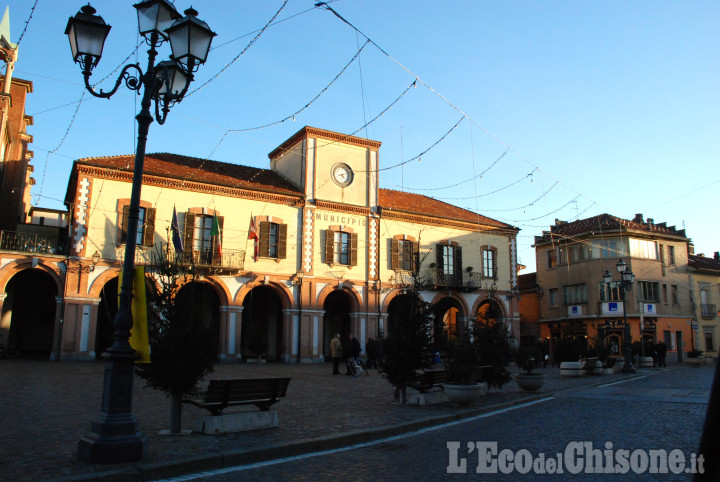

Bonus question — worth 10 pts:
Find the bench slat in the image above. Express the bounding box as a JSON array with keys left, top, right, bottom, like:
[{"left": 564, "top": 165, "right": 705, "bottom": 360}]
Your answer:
[{"left": 184, "top": 377, "right": 291, "bottom": 415}]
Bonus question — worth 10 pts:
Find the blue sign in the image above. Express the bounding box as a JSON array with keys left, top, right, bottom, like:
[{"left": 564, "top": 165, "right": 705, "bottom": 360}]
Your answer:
[{"left": 608, "top": 302, "right": 619, "bottom": 313}]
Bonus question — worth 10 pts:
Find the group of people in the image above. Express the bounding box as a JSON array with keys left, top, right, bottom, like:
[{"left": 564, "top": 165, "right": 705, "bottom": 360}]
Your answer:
[{"left": 330, "top": 333, "right": 383, "bottom": 375}]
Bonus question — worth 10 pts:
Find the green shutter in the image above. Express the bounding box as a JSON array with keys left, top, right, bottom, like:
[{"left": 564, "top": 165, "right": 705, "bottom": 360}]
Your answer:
[{"left": 454, "top": 245, "right": 463, "bottom": 284}]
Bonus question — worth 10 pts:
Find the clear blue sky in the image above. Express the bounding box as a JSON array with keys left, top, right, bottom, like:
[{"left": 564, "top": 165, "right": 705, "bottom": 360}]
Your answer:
[{"left": 5, "top": 0, "right": 718, "bottom": 272}]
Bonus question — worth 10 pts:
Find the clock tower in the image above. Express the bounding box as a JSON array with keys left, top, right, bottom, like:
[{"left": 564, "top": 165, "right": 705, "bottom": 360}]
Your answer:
[{"left": 269, "top": 127, "right": 381, "bottom": 210}]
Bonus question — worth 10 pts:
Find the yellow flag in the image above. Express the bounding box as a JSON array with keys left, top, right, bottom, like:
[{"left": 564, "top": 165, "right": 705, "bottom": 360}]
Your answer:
[{"left": 120, "top": 266, "right": 151, "bottom": 363}]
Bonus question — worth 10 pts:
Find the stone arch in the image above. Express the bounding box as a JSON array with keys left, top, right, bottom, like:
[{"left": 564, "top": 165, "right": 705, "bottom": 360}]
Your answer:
[
  {"left": 235, "top": 280, "right": 292, "bottom": 311},
  {"left": 431, "top": 294, "right": 470, "bottom": 343},
  {"left": 0, "top": 257, "right": 63, "bottom": 295},
  {"left": 316, "top": 282, "right": 361, "bottom": 313}
]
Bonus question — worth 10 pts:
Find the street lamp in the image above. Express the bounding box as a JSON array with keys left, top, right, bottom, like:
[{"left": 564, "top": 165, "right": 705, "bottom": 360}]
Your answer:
[
  {"left": 66, "top": 1, "right": 215, "bottom": 464},
  {"left": 603, "top": 259, "right": 636, "bottom": 373}
]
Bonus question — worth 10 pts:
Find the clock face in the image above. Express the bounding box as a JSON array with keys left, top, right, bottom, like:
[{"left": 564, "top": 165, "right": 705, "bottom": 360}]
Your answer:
[{"left": 332, "top": 163, "right": 353, "bottom": 187}]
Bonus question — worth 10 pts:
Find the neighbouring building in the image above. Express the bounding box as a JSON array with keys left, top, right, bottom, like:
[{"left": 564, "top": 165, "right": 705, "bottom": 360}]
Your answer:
[
  {"left": 0, "top": 126, "right": 521, "bottom": 361},
  {"left": 688, "top": 252, "right": 720, "bottom": 359},
  {"left": 532, "top": 213, "right": 695, "bottom": 364},
  {"left": 0, "top": 6, "right": 34, "bottom": 232}
]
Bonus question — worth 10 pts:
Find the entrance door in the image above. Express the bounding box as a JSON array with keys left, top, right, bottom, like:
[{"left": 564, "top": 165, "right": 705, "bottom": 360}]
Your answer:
[{"left": 676, "top": 331, "right": 683, "bottom": 362}]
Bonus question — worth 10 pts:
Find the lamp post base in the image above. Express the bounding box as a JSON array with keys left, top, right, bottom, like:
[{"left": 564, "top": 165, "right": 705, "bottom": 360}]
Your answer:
[
  {"left": 77, "top": 350, "right": 147, "bottom": 463},
  {"left": 621, "top": 346, "right": 636, "bottom": 374}
]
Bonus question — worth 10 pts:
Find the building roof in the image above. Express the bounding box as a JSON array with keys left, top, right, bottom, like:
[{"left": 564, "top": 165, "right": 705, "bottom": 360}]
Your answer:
[
  {"left": 71, "top": 153, "right": 303, "bottom": 197},
  {"left": 378, "top": 188, "right": 515, "bottom": 229},
  {"left": 69, "top": 152, "right": 514, "bottom": 230},
  {"left": 688, "top": 253, "right": 720, "bottom": 274},
  {"left": 534, "top": 213, "right": 688, "bottom": 246}
]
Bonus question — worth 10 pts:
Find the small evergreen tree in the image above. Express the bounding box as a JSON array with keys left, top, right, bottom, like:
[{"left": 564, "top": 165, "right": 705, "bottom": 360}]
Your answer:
[
  {"left": 380, "top": 256, "right": 433, "bottom": 404},
  {"left": 469, "top": 283, "right": 512, "bottom": 388},
  {"left": 135, "top": 244, "right": 218, "bottom": 433}
]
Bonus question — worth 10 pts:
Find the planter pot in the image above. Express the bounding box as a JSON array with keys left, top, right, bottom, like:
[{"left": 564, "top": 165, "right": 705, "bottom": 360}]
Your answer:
[
  {"left": 442, "top": 383, "right": 485, "bottom": 405},
  {"left": 560, "top": 361, "right": 582, "bottom": 377},
  {"left": 612, "top": 357, "right": 625, "bottom": 373},
  {"left": 515, "top": 373, "right": 546, "bottom": 391},
  {"left": 602, "top": 367, "right": 614, "bottom": 375},
  {"left": 589, "top": 360, "right": 603, "bottom": 375},
  {"left": 638, "top": 356, "right": 654, "bottom": 368},
  {"left": 687, "top": 358, "right": 702, "bottom": 367}
]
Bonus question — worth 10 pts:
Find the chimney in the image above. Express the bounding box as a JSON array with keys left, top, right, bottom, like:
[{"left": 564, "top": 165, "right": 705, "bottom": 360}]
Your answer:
[
  {"left": 647, "top": 218, "right": 654, "bottom": 228},
  {"left": 688, "top": 242, "right": 695, "bottom": 255},
  {"left": 632, "top": 213, "right": 644, "bottom": 223},
  {"left": 715, "top": 252, "right": 719, "bottom": 262}
]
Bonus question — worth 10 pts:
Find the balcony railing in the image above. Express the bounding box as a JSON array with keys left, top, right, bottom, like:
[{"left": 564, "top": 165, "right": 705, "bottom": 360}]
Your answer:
[
  {"left": 702, "top": 304, "right": 717, "bottom": 319},
  {"left": 0, "top": 230, "right": 67, "bottom": 255},
  {"left": 131, "top": 244, "right": 245, "bottom": 272},
  {"left": 424, "top": 269, "right": 485, "bottom": 290}
]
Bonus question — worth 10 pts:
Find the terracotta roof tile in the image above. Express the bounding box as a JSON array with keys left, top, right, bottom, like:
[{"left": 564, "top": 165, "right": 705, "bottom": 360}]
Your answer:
[
  {"left": 74, "top": 153, "right": 303, "bottom": 196},
  {"left": 534, "top": 213, "right": 688, "bottom": 245},
  {"left": 378, "top": 188, "right": 514, "bottom": 229},
  {"left": 689, "top": 254, "right": 720, "bottom": 272}
]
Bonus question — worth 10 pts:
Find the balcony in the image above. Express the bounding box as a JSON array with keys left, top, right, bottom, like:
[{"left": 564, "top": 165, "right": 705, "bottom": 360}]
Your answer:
[
  {"left": 130, "top": 244, "right": 245, "bottom": 272},
  {"left": 702, "top": 304, "right": 717, "bottom": 319},
  {"left": 0, "top": 230, "right": 68, "bottom": 255},
  {"left": 424, "top": 269, "right": 485, "bottom": 291}
]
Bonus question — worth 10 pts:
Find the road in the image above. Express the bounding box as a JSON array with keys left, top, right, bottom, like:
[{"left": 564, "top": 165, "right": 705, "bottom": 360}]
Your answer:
[{"left": 165, "top": 366, "right": 711, "bottom": 481}]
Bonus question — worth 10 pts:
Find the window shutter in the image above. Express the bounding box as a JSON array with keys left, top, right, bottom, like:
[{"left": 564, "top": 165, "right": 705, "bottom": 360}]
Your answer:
[
  {"left": 259, "top": 221, "right": 270, "bottom": 258},
  {"left": 142, "top": 208, "right": 156, "bottom": 246},
  {"left": 454, "top": 245, "right": 463, "bottom": 283},
  {"left": 350, "top": 232, "right": 358, "bottom": 266},
  {"left": 121, "top": 205, "right": 130, "bottom": 243},
  {"left": 412, "top": 242, "right": 419, "bottom": 272},
  {"left": 492, "top": 249, "right": 498, "bottom": 279},
  {"left": 325, "top": 230, "right": 335, "bottom": 265},
  {"left": 278, "top": 224, "right": 287, "bottom": 259},
  {"left": 436, "top": 244, "right": 443, "bottom": 271},
  {"left": 184, "top": 212, "right": 195, "bottom": 254},
  {"left": 390, "top": 239, "right": 399, "bottom": 270}
]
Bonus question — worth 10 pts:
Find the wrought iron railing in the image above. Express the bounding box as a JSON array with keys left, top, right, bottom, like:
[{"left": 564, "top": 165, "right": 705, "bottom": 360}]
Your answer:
[
  {"left": 0, "top": 230, "right": 66, "bottom": 255},
  {"left": 424, "top": 268, "right": 484, "bottom": 290},
  {"left": 702, "top": 304, "right": 717, "bottom": 319},
  {"left": 131, "top": 244, "right": 245, "bottom": 271}
]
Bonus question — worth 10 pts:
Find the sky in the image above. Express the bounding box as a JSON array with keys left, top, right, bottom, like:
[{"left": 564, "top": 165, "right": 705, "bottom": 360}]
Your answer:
[{"left": 3, "top": 0, "right": 718, "bottom": 272}]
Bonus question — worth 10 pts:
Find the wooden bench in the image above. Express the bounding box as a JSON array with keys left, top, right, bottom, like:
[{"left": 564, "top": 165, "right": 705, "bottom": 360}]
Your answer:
[
  {"left": 183, "top": 377, "right": 291, "bottom": 416},
  {"left": 409, "top": 366, "right": 490, "bottom": 393}
]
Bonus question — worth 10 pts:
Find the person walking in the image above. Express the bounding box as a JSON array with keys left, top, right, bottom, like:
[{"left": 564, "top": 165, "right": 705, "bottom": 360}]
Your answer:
[
  {"left": 366, "top": 337, "right": 377, "bottom": 369},
  {"left": 330, "top": 333, "right": 343, "bottom": 375},
  {"left": 656, "top": 340, "right": 667, "bottom": 367}
]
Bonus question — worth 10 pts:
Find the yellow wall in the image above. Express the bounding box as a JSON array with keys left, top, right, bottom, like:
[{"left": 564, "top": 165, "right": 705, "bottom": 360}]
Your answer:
[
  {"left": 313, "top": 139, "right": 370, "bottom": 207},
  {"left": 86, "top": 178, "right": 300, "bottom": 275}
]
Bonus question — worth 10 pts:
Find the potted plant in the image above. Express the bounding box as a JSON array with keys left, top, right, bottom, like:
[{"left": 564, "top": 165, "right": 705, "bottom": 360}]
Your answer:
[
  {"left": 442, "top": 339, "right": 486, "bottom": 405},
  {"left": 514, "top": 346, "right": 545, "bottom": 391},
  {"left": 556, "top": 337, "right": 583, "bottom": 377},
  {"left": 687, "top": 349, "right": 703, "bottom": 367}
]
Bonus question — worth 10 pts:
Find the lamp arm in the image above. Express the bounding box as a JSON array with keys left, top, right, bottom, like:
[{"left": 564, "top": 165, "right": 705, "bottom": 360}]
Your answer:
[
  {"left": 153, "top": 69, "right": 194, "bottom": 125},
  {"left": 82, "top": 62, "right": 143, "bottom": 99}
]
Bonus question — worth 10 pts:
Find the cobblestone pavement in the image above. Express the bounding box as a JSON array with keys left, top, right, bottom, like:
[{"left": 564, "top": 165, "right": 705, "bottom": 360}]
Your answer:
[
  {"left": 0, "top": 358, "right": 706, "bottom": 481},
  {"left": 207, "top": 366, "right": 713, "bottom": 481}
]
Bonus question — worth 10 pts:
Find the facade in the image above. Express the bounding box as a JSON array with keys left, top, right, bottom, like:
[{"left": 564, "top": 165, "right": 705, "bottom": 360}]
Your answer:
[
  {"left": 533, "top": 213, "right": 694, "bottom": 363},
  {"left": 0, "top": 7, "right": 33, "bottom": 232},
  {"left": 0, "top": 127, "right": 520, "bottom": 362},
  {"left": 688, "top": 252, "right": 720, "bottom": 358}
]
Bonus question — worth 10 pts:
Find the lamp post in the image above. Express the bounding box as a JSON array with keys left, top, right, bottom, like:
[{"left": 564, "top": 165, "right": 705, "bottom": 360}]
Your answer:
[
  {"left": 66, "top": 0, "right": 215, "bottom": 463},
  {"left": 603, "top": 259, "right": 636, "bottom": 374}
]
